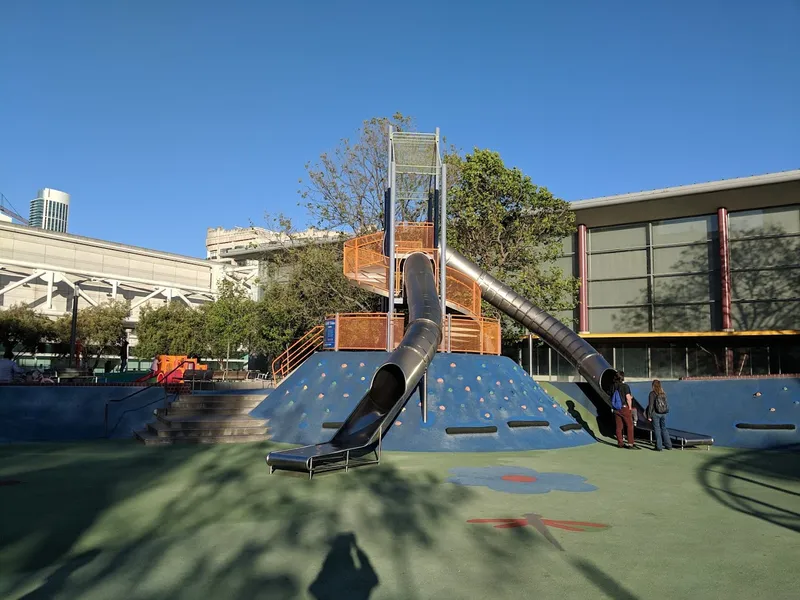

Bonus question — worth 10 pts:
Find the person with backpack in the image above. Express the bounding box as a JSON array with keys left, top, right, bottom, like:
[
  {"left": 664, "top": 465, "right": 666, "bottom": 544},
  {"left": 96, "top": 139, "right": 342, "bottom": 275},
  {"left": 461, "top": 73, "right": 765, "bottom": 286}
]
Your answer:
[
  {"left": 646, "top": 379, "right": 673, "bottom": 451},
  {"left": 611, "top": 371, "right": 636, "bottom": 449}
]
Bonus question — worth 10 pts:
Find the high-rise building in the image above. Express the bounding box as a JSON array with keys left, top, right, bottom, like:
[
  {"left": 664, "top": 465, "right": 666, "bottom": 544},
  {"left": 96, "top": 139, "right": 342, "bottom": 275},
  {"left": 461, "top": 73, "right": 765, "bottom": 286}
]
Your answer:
[{"left": 29, "top": 188, "right": 70, "bottom": 232}]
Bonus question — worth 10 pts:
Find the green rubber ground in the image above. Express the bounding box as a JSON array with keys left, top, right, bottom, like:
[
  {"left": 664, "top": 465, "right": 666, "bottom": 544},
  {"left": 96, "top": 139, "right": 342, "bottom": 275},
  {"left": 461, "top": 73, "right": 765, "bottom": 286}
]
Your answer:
[{"left": 1, "top": 440, "right": 798, "bottom": 599}]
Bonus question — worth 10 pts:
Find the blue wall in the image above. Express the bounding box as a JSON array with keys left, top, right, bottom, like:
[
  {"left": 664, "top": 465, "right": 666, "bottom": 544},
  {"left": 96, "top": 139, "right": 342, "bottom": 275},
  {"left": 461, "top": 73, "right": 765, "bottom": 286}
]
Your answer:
[
  {"left": 250, "top": 351, "right": 594, "bottom": 451},
  {"left": 550, "top": 378, "right": 800, "bottom": 449},
  {"left": 0, "top": 386, "right": 166, "bottom": 443}
]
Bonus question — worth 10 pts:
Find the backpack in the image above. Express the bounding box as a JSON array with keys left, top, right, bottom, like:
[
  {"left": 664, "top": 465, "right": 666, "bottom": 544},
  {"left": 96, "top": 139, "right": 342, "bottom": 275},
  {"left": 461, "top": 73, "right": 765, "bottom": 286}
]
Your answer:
[
  {"left": 654, "top": 393, "right": 669, "bottom": 414},
  {"left": 611, "top": 388, "right": 623, "bottom": 410}
]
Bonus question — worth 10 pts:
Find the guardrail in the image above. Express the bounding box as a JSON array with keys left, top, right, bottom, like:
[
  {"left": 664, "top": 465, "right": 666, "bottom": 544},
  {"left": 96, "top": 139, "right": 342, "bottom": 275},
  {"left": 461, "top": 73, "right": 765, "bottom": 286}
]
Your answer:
[{"left": 271, "top": 325, "right": 324, "bottom": 382}]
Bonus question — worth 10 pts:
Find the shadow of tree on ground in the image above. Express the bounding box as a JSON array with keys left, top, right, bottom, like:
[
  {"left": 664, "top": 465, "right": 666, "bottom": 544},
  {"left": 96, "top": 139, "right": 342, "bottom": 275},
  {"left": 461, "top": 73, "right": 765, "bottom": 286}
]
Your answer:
[{"left": 697, "top": 444, "right": 800, "bottom": 533}]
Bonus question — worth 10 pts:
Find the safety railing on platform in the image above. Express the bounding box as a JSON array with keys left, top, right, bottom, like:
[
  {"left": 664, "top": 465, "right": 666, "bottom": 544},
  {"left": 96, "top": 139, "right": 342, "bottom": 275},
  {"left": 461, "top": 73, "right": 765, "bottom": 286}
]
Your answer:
[
  {"left": 332, "top": 313, "right": 405, "bottom": 351},
  {"left": 271, "top": 325, "right": 324, "bottom": 382},
  {"left": 343, "top": 226, "right": 482, "bottom": 318},
  {"left": 440, "top": 315, "right": 502, "bottom": 355}
]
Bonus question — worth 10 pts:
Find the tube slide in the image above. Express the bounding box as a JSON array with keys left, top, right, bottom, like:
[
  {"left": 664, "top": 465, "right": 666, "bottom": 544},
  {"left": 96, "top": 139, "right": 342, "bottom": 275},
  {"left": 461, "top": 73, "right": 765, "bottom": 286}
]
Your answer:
[
  {"left": 266, "top": 252, "right": 442, "bottom": 476},
  {"left": 445, "top": 247, "right": 615, "bottom": 400}
]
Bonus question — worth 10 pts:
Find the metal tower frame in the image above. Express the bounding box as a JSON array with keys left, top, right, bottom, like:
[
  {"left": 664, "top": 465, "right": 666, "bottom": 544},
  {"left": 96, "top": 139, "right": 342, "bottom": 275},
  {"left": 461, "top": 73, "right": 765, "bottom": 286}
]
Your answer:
[{"left": 384, "top": 127, "right": 446, "bottom": 349}]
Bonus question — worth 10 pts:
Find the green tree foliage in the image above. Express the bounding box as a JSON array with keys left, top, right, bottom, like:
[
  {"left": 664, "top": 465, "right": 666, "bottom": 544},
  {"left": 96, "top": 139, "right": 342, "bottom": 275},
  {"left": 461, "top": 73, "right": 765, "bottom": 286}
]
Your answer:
[
  {"left": 54, "top": 301, "right": 129, "bottom": 369},
  {"left": 203, "top": 280, "right": 259, "bottom": 366},
  {"left": 299, "top": 113, "right": 418, "bottom": 234},
  {"left": 259, "top": 220, "right": 382, "bottom": 357},
  {"left": 134, "top": 301, "right": 208, "bottom": 359},
  {"left": 0, "top": 304, "right": 55, "bottom": 357},
  {"left": 446, "top": 149, "right": 579, "bottom": 334}
]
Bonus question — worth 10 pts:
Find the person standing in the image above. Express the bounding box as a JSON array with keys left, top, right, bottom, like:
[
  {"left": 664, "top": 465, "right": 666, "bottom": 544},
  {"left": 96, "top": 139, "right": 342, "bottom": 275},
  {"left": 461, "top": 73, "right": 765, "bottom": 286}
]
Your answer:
[
  {"left": 0, "top": 348, "right": 25, "bottom": 383},
  {"left": 612, "top": 371, "right": 636, "bottom": 449},
  {"left": 647, "top": 379, "right": 673, "bottom": 451}
]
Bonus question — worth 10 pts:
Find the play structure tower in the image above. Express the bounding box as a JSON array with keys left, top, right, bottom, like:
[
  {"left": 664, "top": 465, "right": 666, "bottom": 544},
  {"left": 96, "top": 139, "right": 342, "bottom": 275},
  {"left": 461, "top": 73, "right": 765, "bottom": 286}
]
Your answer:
[{"left": 267, "top": 128, "right": 616, "bottom": 477}]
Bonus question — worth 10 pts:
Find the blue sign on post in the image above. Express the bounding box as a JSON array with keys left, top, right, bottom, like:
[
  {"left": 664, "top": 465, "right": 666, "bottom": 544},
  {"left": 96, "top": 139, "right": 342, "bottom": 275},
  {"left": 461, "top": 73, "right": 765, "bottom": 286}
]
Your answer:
[{"left": 323, "top": 318, "right": 336, "bottom": 349}]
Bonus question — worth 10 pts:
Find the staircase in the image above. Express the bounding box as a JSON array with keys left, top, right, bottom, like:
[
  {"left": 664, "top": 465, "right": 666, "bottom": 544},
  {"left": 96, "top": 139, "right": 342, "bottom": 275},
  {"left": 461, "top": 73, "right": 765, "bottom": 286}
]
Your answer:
[{"left": 134, "top": 393, "right": 269, "bottom": 445}]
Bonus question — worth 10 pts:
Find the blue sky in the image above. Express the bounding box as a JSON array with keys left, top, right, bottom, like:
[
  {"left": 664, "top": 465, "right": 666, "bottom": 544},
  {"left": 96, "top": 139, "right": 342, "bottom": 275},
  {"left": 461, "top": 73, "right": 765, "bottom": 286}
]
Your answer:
[{"left": 1, "top": 0, "right": 798, "bottom": 257}]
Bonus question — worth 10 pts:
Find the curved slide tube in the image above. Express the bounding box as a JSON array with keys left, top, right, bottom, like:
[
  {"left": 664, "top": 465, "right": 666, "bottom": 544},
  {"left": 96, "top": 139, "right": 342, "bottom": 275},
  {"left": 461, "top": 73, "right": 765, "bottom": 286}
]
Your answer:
[
  {"left": 445, "top": 247, "right": 615, "bottom": 400},
  {"left": 266, "top": 252, "right": 442, "bottom": 476}
]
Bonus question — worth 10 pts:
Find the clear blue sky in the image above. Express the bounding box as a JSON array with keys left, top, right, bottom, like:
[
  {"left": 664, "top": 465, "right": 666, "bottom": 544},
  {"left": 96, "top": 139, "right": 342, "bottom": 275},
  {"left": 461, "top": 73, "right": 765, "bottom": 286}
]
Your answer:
[{"left": 1, "top": 0, "right": 798, "bottom": 257}]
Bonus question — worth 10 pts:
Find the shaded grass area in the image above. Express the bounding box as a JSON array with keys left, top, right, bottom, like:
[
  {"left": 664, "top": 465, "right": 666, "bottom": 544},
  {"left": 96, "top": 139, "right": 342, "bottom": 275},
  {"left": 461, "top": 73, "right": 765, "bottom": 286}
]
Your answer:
[{"left": 0, "top": 441, "right": 798, "bottom": 599}]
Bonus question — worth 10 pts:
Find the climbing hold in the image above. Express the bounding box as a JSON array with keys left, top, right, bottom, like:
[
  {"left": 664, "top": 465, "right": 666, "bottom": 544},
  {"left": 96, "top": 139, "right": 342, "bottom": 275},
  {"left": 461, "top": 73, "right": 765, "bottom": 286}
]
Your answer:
[
  {"left": 341, "top": 363, "right": 348, "bottom": 368},
  {"left": 489, "top": 391, "right": 494, "bottom": 396},
  {"left": 504, "top": 396, "right": 509, "bottom": 401},
  {"left": 361, "top": 376, "right": 366, "bottom": 381},
  {"left": 465, "top": 386, "right": 471, "bottom": 392},
  {"left": 447, "top": 387, "right": 453, "bottom": 392},
  {"left": 317, "top": 362, "right": 322, "bottom": 367},
  {"left": 321, "top": 373, "right": 326, "bottom": 378},
  {"left": 343, "top": 393, "right": 350, "bottom": 398},
  {"left": 439, "top": 405, "right": 446, "bottom": 411},
  {"left": 484, "top": 413, "right": 491, "bottom": 418},
  {"left": 360, "top": 362, "right": 365, "bottom": 367},
  {"left": 437, "top": 377, "right": 444, "bottom": 383},
  {"left": 783, "top": 387, "right": 789, "bottom": 391},
  {"left": 479, "top": 397, "right": 485, "bottom": 403},
  {"left": 303, "top": 385, "right": 308, "bottom": 390},
  {"left": 770, "top": 407, "right": 776, "bottom": 412},
  {"left": 450, "top": 362, "right": 456, "bottom": 368},
  {"left": 552, "top": 403, "right": 557, "bottom": 408},
  {"left": 461, "top": 403, "right": 465, "bottom": 408},
  {"left": 318, "top": 393, "right": 324, "bottom": 399},
  {"left": 509, "top": 379, "right": 514, "bottom": 384},
  {"left": 754, "top": 391, "right": 762, "bottom": 397},
  {"left": 288, "top": 400, "right": 294, "bottom": 405},
  {"left": 402, "top": 407, "right": 406, "bottom": 412},
  {"left": 521, "top": 405, "right": 527, "bottom": 410},
  {"left": 325, "top": 408, "right": 330, "bottom": 412},
  {"left": 496, "top": 381, "right": 501, "bottom": 386},
  {"left": 395, "top": 421, "right": 402, "bottom": 426},
  {"left": 285, "top": 390, "right": 290, "bottom": 395},
  {"left": 476, "top": 375, "right": 482, "bottom": 381},
  {"left": 538, "top": 407, "right": 544, "bottom": 412}
]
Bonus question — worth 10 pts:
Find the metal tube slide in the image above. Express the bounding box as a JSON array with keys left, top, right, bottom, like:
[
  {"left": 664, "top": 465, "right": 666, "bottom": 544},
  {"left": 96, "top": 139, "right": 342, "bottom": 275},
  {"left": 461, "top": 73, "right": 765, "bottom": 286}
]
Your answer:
[
  {"left": 444, "top": 246, "right": 615, "bottom": 399},
  {"left": 266, "top": 252, "right": 442, "bottom": 474}
]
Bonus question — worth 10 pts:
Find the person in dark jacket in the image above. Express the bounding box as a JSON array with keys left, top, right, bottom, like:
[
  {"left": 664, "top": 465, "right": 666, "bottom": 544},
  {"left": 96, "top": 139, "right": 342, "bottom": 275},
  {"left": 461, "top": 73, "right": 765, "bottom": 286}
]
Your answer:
[
  {"left": 613, "top": 371, "right": 636, "bottom": 449},
  {"left": 646, "top": 379, "right": 673, "bottom": 451}
]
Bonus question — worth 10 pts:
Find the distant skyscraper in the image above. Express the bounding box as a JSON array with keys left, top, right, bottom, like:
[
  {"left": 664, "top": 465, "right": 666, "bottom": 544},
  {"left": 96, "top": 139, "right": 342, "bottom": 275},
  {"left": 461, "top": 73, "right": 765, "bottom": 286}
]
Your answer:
[{"left": 29, "top": 188, "right": 70, "bottom": 232}]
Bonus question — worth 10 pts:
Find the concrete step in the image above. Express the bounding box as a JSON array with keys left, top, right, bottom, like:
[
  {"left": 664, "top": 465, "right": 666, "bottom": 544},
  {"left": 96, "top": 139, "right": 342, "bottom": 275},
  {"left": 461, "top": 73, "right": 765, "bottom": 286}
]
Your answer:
[
  {"left": 175, "top": 394, "right": 266, "bottom": 403},
  {"left": 165, "top": 406, "right": 254, "bottom": 416},
  {"left": 169, "top": 399, "right": 263, "bottom": 410},
  {"left": 134, "top": 430, "right": 269, "bottom": 445},
  {"left": 147, "top": 421, "right": 269, "bottom": 438},
  {"left": 156, "top": 414, "right": 269, "bottom": 429}
]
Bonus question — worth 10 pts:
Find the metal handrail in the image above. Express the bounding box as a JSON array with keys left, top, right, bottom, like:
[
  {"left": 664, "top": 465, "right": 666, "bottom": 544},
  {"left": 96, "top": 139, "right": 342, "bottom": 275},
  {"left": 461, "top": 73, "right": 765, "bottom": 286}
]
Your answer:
[
  {"left": 271, "top": 325, "right": 324, "bottom": 382},
  {"left": 104, "top": 359, "right": 194, "bottom": 437}
]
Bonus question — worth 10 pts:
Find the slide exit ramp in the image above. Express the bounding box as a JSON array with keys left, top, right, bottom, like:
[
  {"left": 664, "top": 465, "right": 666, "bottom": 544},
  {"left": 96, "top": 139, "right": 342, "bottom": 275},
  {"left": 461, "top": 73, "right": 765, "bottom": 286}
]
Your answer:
[{"left": 266, "top": 252, "right": 442, "bottom": 478}]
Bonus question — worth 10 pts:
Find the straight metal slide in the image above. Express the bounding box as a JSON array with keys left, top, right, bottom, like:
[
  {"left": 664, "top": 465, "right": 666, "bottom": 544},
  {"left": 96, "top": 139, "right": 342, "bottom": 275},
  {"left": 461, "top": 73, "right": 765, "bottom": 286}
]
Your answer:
[
  {"left": 266, "top": 252, "right": 442, "bottom": 477},
  {"left": 444, "top": 247, "right": 616, "bottom": 401}
]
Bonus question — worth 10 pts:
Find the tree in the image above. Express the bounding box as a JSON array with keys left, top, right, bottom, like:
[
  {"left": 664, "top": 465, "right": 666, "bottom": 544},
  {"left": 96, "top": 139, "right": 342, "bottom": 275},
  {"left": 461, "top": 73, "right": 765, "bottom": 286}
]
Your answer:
[
  {"left": 55, "top": 301, "right": 129, "bottom": 370},
  {"left": 258, "top": 219, "right": 382, "bottom": 355},
  {"left": 299, "top": 113, "right": 419, "bottom": 235},
  {"left": 446, "top": 149, "right": 579, "bottom": 334},
  {"left": 134, "top": 301, "right": 209, "bottom": 359},
  {"left": 0, "top": 304, "right": 55, "bottom": 358},
  {"left": 204, "top": 280, "right": 258, "bottom": 369}
]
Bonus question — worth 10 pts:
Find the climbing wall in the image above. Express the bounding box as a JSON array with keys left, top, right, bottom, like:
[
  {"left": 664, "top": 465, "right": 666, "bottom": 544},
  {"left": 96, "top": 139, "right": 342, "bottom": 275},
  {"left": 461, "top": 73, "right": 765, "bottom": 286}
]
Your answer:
[
  {"left": 549, "top": 378, "right": 800, "bottom": 449},
  {"left": 250, "top": 351, "right": 594, "bottom": 451}
]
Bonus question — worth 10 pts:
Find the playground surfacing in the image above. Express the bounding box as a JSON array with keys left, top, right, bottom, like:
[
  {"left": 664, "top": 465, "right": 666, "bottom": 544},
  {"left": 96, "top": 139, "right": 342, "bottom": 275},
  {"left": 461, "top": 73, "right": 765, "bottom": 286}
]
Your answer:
[{"left": 1, "top": 441, "right": 798, "bottom": 600}]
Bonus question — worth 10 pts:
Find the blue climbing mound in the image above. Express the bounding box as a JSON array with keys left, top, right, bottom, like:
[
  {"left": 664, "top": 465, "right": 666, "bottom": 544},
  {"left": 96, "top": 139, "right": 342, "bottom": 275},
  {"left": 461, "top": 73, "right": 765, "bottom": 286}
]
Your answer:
[{"left": 251, "top": 351, "right": 594, "bottom": 451}]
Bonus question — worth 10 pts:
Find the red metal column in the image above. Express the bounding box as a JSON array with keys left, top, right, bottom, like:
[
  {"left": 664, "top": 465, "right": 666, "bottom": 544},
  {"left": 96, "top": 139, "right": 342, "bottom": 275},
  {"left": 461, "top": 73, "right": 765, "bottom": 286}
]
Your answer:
[
  {"left": 718, "top": 207, "right": 732, "bottom": 331},
  {"left": 577, "top": 224, "right": 589, "bottom": 333}
]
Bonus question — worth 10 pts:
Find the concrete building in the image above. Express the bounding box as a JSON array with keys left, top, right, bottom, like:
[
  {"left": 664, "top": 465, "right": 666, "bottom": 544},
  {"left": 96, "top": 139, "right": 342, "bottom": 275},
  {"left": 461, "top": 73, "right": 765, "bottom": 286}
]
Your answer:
[
  {"left": 521, "top": 169, "right": 800, "bottom": 381},
  {"left": 0, "top": 222, "right": 260, "bottom": 370},
  {"left": 29, "top": 188, "right": 70, "bottom": 232},
  {"left": 206, "top": 225, "right": 339, "bottom": 261}
]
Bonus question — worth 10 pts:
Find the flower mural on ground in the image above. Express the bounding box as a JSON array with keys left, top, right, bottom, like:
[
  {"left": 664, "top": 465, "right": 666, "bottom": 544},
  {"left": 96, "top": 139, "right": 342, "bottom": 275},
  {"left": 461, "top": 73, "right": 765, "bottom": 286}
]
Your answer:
[{"left": 447, "top": 466, "right": 597, "bottom": 494}]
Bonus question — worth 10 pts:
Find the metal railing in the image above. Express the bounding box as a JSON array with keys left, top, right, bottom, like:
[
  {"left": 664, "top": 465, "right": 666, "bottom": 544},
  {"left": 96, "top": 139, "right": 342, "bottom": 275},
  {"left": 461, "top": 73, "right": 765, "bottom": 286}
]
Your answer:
[
  {"left": 271, "top": 325, "right": 324, "bottom": 382},
  {"left": 103, "top": 359, "right": 194, "bottom": 437},
  {"left": 343, "top": 226, "right": 482, "bottom": 318}
]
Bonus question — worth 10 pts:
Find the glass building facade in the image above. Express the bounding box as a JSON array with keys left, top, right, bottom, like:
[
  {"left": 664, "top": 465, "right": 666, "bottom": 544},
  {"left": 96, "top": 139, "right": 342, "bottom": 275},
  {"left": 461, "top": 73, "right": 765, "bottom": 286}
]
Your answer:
[
  {"left": 515, "top": 199, "right": 800, "bottom": 381},
  {"left": 29, "top": 188, "right": 70, "bottom": 233}
]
